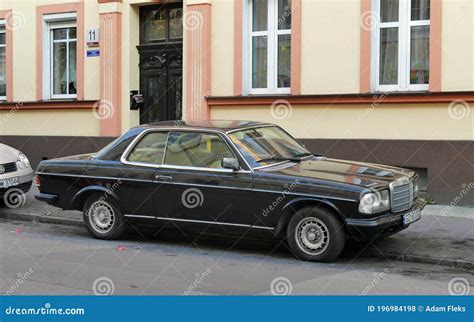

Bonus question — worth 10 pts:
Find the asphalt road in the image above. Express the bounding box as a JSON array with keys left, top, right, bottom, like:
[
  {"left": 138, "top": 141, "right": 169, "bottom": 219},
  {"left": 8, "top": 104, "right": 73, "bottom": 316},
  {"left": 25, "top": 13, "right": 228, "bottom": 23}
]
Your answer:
[{"left": 1, "top": 218, "right": 472, "bottom": 296}]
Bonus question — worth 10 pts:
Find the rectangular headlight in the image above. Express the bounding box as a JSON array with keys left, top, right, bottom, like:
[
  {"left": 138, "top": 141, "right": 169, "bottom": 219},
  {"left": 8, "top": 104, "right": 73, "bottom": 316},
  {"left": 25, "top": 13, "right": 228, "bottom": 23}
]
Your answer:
[
  {"left": 359, "top": 190, "right": 391, "bottom": 214},
  {"left": 413, "top": 177, "right": 420, "bottom": 198}
]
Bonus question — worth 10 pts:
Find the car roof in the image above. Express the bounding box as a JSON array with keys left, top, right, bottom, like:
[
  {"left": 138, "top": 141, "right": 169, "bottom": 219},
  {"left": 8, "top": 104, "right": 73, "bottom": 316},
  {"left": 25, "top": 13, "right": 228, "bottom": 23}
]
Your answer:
[{"left": 135, "top": 120, "right": 275, "bottom": 133}]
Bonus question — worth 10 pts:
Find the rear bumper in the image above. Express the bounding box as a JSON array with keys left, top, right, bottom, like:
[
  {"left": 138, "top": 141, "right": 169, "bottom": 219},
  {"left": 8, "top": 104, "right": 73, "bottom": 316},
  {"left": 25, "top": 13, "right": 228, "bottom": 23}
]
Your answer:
[
  {"left": 345, "top": 198, "right": 427, "bottom": 241},
  {"left": 35, "top": 193, "right": 59, "bottom": 205}
]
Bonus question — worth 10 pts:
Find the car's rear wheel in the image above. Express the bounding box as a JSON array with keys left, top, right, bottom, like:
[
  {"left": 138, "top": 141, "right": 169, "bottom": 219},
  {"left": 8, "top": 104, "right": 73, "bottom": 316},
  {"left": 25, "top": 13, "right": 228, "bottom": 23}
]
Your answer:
[
  {"left": 287, "top": 207, "right": 345, "bottom": 262},
  {"left": 83, "top": 194, "right": 127, "bottom": 240}
]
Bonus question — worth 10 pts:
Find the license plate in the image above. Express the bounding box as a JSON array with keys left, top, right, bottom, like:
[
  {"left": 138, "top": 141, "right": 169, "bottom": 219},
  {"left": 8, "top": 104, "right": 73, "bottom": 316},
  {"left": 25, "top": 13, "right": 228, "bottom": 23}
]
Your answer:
[
  {"left": 0, "top": 177, "right": 19, "bottom": 189},
  {"left": 403, "top": 209, "right": 421, "bottom": 225}
]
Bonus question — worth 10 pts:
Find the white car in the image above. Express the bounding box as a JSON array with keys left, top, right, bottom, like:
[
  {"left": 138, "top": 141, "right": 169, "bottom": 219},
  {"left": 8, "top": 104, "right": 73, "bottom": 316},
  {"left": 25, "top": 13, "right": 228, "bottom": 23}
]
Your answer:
[{"left": 0, "top": 143, "right": 34, "bottom": 203}]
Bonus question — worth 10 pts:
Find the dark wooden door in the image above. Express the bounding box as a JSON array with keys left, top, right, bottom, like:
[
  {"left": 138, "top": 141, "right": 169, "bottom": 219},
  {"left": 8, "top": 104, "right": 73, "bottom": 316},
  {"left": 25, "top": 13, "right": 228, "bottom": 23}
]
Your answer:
[{"left": 138, "top": 3, "right": 183, "bottom": 123}]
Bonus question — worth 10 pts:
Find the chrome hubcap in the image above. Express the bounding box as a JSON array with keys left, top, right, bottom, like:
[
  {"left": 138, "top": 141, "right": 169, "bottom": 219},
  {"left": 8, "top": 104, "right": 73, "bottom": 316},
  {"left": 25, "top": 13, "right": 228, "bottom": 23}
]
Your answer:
[
  {"left": 295, "top": 217, "right": 330, "bottom": 255},
  {"left": 89, "top": 201, "right": 115, "bottom": 233}
]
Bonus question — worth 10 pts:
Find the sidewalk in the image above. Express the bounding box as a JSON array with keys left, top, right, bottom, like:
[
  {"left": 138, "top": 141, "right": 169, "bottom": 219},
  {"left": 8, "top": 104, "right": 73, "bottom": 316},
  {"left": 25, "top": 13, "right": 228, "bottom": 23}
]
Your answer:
[{"left": 1, "top": 188, "right": 473, "bottom": 270}]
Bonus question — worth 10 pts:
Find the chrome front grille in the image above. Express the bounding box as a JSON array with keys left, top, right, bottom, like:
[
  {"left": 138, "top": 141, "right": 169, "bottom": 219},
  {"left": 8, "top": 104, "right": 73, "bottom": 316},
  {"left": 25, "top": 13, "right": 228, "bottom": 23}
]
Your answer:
[{"left": 390, "top": 177, "right": 414, "bottom": 213}]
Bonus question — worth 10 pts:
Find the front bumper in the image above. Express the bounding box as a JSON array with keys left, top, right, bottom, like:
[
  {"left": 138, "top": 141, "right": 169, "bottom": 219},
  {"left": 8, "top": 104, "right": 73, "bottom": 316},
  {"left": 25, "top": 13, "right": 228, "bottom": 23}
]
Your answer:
[
  {"left": 0, "top": 171, "right": 34, "bottom": 197},
  {"left": 345, "top": 198, "right": 427, "bottom": 241}
]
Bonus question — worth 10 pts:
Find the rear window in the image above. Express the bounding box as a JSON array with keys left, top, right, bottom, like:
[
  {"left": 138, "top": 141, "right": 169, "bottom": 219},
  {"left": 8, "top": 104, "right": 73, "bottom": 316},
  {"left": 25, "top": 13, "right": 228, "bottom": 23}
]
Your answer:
[{"left": 95, "top": 128, "right": 143, "bottom": 161}]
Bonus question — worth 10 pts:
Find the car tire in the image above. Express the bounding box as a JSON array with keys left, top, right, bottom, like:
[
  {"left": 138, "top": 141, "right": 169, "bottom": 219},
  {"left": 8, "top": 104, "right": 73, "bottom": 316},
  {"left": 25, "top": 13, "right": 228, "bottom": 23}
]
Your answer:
[
  {"left": 83, "top": 193, "right": 128, "bottom": 240},
  {"left": 287, "top": 207, "right": 346, "bottom": 262}
]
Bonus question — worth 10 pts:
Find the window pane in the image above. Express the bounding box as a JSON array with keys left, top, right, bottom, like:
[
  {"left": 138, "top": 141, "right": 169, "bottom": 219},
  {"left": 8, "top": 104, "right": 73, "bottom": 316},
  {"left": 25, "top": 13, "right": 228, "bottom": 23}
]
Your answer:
[
  {"left": 53, "top": 28, "right": 68, "bottom": 40},
  {"left": 68, "top": 27, "right": 77, "bottom": 39},
  {"left": 0, "top": 46, "right": 5, "bottom": 97},
  {"left": 53, "top": 42, "right": 67, "bottom": 95},
  {"left": 411, "top": 0, "right": 430, "bottom": 20},
  {"left": 410, "top": 25, "right": 430, "bottom": 84},
  {"left": 252, "top": 36, "right": 267, "bottom": 88},
  {"left": 169, "top": 8, "right": 183, "bottom": 39},
  {"left": 144, "top": 9, "right": 166, "bottom": 42},
  {"left": 229, "top": 126, "right": 309, "bottom": 168},
  {"left": 380, "top": 0, "right": 399, "bottom": 22},
  {"left": 128, "top": 132, "right": 168, "bottom": 165},
  {"left": 252, "top": 0, "right": 268, "bottom": 31},
  {"left": 277, "top": 34, "right": 291, "bottom": 88},
  {"left": 0, "top": 32, "right": 5, "bottom": 45},
  {"left": 164, "top": 132, "right": 234, "bottom": 169},
  {"left": 68, "top": 41, "right": 77, "bottom": 94},
  {"left": 278, "top": 0, "right": 292, "bottom": 30},
  {"left": 379, "top": 27, "right": 398, "bottom": 85}
]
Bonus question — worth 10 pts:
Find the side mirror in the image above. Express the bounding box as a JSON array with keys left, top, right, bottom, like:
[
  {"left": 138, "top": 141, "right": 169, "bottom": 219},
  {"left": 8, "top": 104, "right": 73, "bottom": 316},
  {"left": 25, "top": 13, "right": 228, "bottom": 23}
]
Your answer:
[{"left": 221, "top": 157, "right": 240, "bottom": 171}]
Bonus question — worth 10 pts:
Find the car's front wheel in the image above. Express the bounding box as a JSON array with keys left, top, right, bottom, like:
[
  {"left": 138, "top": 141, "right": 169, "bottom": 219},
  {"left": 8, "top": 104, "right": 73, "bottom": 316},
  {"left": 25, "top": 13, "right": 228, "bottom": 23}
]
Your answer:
[
  {"left": 287, "top": 207, "right": 346, "bottom": 262},
  {"left": 83, "top": 194, "right": 127, "bottom": 240}
]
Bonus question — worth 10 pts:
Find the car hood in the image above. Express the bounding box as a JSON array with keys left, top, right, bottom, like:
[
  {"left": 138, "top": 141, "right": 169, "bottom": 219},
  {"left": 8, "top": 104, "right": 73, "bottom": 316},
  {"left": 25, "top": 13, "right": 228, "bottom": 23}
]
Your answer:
[
  {"left": 0, "top": 143, "right": 20, "bottom": 163},
  {"left": 256, "top": 157, "right": 415, "bottom": 189}
]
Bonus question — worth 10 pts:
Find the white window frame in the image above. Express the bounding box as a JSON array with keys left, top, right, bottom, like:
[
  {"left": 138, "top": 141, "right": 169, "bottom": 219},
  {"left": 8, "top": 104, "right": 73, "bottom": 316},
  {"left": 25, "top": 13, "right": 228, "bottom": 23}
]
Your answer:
[
  {"left": 371, "top": 0, "right": 430, "bottom": 92},
  {"left": 42, "top": 12, "right": 77, "bottom": 100},
  {"left": 0, "top": 19, "right": 6, "bottom": 101},
  {"left": 245, "top": 0, "right": 291, "bottom": 95}
]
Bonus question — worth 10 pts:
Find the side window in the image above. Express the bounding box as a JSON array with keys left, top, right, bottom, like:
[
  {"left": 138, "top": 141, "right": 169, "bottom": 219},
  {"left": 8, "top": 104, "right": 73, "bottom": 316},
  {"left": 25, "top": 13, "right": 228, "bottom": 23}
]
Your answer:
[
  {"left": 127, "top": 132, "right": 168, "bottom": 165},
  {"left": 164, "top": 132, "right": 235, "bottom": 169}
]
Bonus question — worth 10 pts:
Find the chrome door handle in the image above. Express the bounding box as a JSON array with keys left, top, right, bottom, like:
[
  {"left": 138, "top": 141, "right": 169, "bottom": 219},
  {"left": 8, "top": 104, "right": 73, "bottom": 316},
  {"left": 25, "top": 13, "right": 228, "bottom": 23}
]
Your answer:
[{"left": 155, "top": 175, "right": 173, "bottom": 181}]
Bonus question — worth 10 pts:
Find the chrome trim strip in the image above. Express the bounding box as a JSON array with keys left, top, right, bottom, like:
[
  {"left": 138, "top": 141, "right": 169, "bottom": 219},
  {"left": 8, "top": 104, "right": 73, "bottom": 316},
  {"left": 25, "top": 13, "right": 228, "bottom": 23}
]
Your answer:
[
  {"left": 35, "top": 172, "right": 357, "bottom": 202},
  {"left": 124, "top": 214, "right": 155, "bottom": 219},
  {"left": 225, "top": 124, "right": 274, "bottom": 134},
  {"left": 159, "top": 164, "right": 236, "bottom": 173},
  {"left": 125, "top": 214, "right": 274, "bottom": 230},
  {"left": 36, "top": 172, "right": 154, "bottom": 183},
  {"left": 253, "top": 160, "right": 291, "bottom": 170}
]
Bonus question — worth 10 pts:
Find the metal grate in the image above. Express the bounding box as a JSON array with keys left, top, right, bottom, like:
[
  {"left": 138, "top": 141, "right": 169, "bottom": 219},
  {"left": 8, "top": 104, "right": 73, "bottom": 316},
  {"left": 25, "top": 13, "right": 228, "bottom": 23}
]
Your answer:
[{"left": 390, "top": 178, "right": 414, "bottom": 213}]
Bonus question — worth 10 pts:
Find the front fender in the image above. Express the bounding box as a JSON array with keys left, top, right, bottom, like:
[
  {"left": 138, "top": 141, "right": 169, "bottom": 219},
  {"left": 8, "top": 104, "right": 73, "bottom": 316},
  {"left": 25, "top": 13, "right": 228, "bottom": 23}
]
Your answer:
[
  {"left": 69, "top": 185, "right": 119, "bottom": 210},
  {"left": 274, "top": 197, "right": 345, "bottom": 237}
]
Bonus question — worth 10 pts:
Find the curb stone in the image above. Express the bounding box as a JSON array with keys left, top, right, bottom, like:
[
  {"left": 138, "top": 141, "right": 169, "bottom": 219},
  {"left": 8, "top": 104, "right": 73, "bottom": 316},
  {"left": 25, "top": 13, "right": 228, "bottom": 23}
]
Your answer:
[{"left": 1, "top": 211, "right": 472, "bottom": 270}]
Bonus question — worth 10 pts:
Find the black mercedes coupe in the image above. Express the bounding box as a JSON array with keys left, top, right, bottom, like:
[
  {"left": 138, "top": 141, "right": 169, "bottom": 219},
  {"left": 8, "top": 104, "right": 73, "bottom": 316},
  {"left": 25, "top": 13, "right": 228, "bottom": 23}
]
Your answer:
[{"left": 35, "top": 120, "right": 426, "bottom": 262}]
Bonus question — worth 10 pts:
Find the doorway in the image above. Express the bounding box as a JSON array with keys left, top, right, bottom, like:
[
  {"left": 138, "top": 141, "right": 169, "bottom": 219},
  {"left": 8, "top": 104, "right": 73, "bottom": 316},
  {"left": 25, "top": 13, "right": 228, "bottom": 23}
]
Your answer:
[{"left": 138, "top": 3, "right": 183, "bottom": 123}]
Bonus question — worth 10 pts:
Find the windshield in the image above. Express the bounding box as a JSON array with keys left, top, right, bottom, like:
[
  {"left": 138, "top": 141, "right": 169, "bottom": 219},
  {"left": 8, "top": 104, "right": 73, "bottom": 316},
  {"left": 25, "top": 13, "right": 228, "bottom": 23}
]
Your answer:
[{"left": 228, "top": 126, "right": 311, "bottom": 168}]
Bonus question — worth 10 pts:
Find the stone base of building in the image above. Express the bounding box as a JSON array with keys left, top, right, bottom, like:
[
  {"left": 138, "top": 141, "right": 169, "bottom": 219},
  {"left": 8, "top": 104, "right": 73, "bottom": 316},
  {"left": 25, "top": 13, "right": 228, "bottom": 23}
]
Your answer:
[{"left": 1, "top": 136, "right": 472, "bottom": 206}]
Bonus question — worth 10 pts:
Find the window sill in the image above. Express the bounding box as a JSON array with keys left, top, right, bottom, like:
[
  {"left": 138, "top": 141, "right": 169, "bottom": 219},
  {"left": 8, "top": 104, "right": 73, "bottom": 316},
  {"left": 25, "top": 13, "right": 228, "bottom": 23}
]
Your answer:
[
  {"left": 0, "top": 100, "right": 98, "bottom": 110},
  {"left": 206, "top": 91, "right": 474, "bottom": 107}
]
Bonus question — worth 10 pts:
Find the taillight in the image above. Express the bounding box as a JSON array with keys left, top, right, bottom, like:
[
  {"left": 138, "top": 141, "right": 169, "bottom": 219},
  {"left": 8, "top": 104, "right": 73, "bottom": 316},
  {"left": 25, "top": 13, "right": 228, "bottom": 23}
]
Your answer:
[{"left": 34, "top": 175, "right": 41, "bottom": 187}]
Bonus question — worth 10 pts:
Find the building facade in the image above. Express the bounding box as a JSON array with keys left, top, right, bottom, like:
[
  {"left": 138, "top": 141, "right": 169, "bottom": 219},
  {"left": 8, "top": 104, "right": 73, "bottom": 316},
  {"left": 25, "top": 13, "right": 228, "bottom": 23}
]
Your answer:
[{"left": 0, "top": 0, "right": 473, "bottom": 205}]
